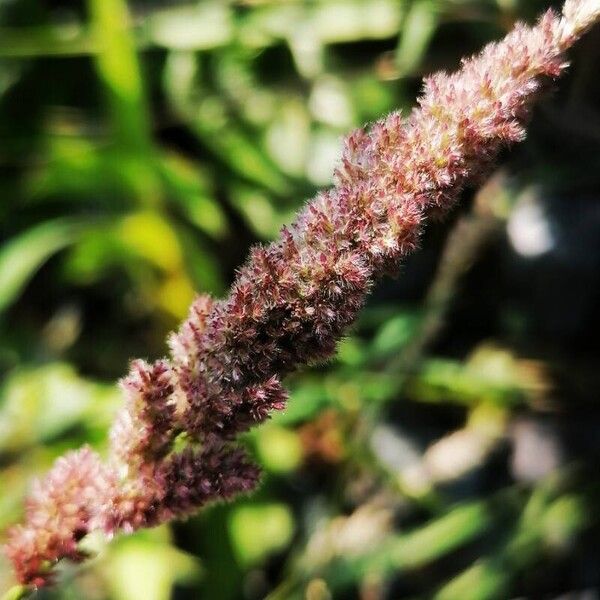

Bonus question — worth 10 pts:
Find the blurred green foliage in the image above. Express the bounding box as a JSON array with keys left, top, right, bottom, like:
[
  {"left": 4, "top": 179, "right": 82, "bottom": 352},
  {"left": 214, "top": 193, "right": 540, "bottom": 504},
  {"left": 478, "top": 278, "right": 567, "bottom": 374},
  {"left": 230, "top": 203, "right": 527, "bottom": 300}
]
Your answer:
[{"left": 2, "top": 0, "right": 600, "bottom": 599}]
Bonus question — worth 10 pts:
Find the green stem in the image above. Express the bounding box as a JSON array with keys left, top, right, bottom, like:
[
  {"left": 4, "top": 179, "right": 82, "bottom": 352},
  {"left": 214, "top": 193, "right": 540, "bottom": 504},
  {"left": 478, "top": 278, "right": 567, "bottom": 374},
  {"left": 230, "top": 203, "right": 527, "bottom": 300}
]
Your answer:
[
  {"left": 87, "top": 0, "right": 151, "bottom": 153},
  {"left": 0, "top": 585, "right": 30, "bottom": 600}
]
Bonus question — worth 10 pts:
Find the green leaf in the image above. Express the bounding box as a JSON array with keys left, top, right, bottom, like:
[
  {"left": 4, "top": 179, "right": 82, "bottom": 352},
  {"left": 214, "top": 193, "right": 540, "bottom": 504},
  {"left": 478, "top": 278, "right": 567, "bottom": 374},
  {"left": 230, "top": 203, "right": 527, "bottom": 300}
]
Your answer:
[
  {"left": 88, "top": 0, "right": 151, "bottom": 153},
  {"left": 371, "top": 313, "right": 421, "bottom": 360},
  {"left": 384, "top": 500, "right": 493, "bottom": 569},
  {"left": 228, "top": 503, "right": 294, "bottom": 567},
  {"left": 158, "top": 152, "right": 229, "bottom": 240},
  {"left": 255, "top": 425, "right": 303, "bottom": 474},
  {"left": 435, "top": 559, "right": 509, "bottom": 600},
  {"left": 395, "top": 0, "right": 439, "bottom": 76},
  {"left": 104, "top": 535, "right": 200, "bottom": 600},
  {"left": 0, "top": 363, "right": 119, "bottom": 453},
  {"left": 408, "top": 347, "right": 530, "bottom": 407},
  {"left": 0, "top": 219, "right": 88, "bottom": 315},
  {"left": 0, "top": 24, "right": 93, "bottom": 58},
  {"left": 147, "top": 2, "right": 233, "bottom": 51},
  {"left": 322, "top": 491, "right": 521, "bottom": 592},
  {"left": 276, "top": 378, "right": 331, "bottom": 425}
]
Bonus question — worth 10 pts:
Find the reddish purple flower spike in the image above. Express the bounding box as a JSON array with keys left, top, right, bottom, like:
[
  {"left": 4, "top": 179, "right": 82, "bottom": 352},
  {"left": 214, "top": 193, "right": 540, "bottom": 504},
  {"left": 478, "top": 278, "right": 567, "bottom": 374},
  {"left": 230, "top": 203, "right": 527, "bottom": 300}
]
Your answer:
[
  {"left": 111, "top": 359, "right": 177, "bottom": 466},
  {"left": 3, "top": 447, "right": 114, "bottom": 587},
  {"left": 4, "top": 0, "right": 600, "bottom": 587}
]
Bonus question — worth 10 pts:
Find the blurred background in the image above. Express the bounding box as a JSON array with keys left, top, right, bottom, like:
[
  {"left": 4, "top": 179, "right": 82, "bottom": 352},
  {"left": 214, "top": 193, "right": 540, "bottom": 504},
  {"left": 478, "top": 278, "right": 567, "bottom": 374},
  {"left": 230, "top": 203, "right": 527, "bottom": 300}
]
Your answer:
[{"left": 1, "top": 0, "right": 600, "bottom": 598}]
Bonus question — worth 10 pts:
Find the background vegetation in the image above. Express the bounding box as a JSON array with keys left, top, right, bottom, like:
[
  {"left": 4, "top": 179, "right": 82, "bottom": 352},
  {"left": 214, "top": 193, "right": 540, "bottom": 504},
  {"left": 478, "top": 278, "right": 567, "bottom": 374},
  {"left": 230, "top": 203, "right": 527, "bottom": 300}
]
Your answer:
[{"left": 1, "top": 0, "right": 600, "bottom": 598}]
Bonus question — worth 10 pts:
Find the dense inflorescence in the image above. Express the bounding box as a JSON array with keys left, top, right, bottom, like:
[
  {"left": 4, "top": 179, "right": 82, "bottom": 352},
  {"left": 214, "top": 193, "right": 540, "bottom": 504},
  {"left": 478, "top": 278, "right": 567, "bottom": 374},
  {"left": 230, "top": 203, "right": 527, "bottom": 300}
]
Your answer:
[
  {"left": 3, "top": 448, "right": 114, "bottom": 587},
  {"left": 4, "top": 0, "right": 600, "bottom": 587}
]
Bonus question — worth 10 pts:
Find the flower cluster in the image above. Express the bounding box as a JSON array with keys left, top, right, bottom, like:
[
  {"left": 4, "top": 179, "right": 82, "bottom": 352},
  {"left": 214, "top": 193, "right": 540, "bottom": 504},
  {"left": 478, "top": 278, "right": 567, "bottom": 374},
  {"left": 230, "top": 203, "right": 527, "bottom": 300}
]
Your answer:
[
  {"left": 4, "top": 0, "right": 600, "bottom": 587},
  {"left": 3, "top": 448, "right": 113, "bottom": 587}
]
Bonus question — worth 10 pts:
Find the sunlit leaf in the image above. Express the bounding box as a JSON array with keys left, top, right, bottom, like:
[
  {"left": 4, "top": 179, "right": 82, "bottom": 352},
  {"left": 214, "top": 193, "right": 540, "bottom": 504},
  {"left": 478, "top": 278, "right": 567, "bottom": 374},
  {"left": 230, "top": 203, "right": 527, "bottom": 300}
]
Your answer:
[
  {"left": 104, "top": 534, "right": 200, "bottom": 600},
  {"left": 255, "top": 425, "right": 303, "bottom": 474},
  {"left": 88, "top": 0, "right": 150, "bottom": 152},
  {"left": 0, "top": 363, "right": 119, "bottom": 453},
  {"left": 158, "top": 152, "right": 229, "bottom": 240},
  {"left": 395, "top": 0, "right": 439, "bottom": 76},
  {"left": 228, "top": 503, "right": 294, "bottom": 567},
  {"left": 147, "top": 2, "right": 233, "bottom": 51},
  {"left": 0, "top": 219, "right": 89, "bottom": 315}
]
